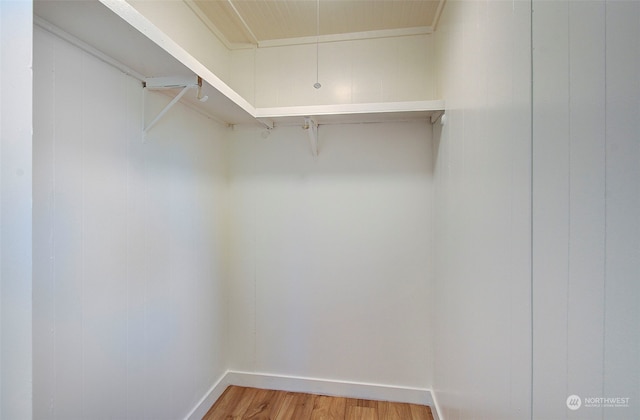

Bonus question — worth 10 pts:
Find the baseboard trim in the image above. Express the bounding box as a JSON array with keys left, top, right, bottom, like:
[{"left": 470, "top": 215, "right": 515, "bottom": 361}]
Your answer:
[
  {"left": 186, "top": 370, "right": 442, "bottom": 420},
  {"left": 184, "top": 371, "right": 231, "bottom": 420},
  {"left": 226, "top": 370, "right": 433, "bottom": 406},
  {"left": 430, "top": 389, "right": 443, "bottom": 420}
]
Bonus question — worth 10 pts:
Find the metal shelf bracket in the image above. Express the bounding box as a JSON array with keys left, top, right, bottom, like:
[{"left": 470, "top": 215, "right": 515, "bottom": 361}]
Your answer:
[
  {"left": 430, "top": 110, "right": 445, "bottom": 124},
  {"left": 143, "top": 75, "right": 206, "bottom": 136}
]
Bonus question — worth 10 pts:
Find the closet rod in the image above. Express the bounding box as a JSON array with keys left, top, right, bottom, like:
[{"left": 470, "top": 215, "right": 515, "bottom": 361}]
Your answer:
[
  {"left": 34, "top": 15, "right": 146, "bottom": 82},
  {"left": 35, "top": 16, "right": 230, "bottom": 131}
]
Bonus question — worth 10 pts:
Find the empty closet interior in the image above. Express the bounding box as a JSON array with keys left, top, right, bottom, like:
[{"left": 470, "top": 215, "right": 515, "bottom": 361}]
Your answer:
[{"left": 7, "top": 0, "right": 637, "bottom": 419}]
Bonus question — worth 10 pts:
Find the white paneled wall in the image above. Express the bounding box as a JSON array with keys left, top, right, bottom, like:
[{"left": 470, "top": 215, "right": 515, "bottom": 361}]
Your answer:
[
  {"left": 532, "top": 1, "right": 640, "bottom": 419},
  {"left": 227, "top": 122, "right": 434, "bottom": 389},
  {"left": 229, "top": 47, "right": 256, "bottom": 106},
  {"left": 0, "top": 1, "right": 33, "bottom": 419},
  {"left": 26, "top": 3, "right": 640, "bottom": 420},
  {"left": 434, "top": 1, "right": 639, "bottom": 419},
  {"left": 250, "top": 35, "right": 437, "bottom": 107},
  {"left": 33, "top": 28, "right": 228, "bottom": 420},
  {"left": 432, "top": 1, "right": 532, "bottom": 419}
]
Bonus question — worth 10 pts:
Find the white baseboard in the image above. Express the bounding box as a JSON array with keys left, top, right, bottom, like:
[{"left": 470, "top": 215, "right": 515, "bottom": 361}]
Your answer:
[
  {"left": 430, "top": 390, "right": 443, "bottom": 420},
  {"left": 183, "top": 372, "right": 232, "bottom": 420},
  {"left": 186, "top": 370, "right": 441, "bottom": 420},
  {"left": 226, "top": 370, "right": 433, "bottom": 405}
]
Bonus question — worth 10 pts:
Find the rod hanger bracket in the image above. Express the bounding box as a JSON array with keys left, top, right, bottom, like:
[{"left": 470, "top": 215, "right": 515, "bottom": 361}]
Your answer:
[{"left": 303, "top": 117, "right": 319, "bottom": 157}]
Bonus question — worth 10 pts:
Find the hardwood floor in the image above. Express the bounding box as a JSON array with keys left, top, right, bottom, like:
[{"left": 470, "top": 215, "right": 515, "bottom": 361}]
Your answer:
[{"left": 202, "top": 386, "right": 434, "bottom": 420}]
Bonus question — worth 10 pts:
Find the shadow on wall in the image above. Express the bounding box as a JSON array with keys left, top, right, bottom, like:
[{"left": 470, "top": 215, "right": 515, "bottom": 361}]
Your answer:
[{"left": 229, "top": 121, "right": 435, "bottom": 177}]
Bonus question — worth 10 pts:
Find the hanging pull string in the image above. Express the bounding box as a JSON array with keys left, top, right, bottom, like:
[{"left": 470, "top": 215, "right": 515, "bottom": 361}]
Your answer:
[{"left": 314, "top": 0, "right": 321, "bottom": 89}]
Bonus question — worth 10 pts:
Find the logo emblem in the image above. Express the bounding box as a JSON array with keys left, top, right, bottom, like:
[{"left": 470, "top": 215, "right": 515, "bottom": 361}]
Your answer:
[{"left": 566, "top": 395, "right": 582, "bottom": 410}]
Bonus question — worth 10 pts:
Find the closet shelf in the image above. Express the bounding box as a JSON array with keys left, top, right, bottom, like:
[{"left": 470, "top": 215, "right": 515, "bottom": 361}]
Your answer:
[
  {"left": 97, "top": 0, "right": 445, "bottom": 128},
  {"left": 254, "top": 100, "right": 445, "bottom": 126},
  {"left": 38, "top": 0, "right": 445, "bottom": 129}
]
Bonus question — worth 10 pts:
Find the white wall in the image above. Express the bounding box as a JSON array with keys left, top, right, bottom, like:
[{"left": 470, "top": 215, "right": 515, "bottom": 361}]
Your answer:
[
  {"left": 29, "top": 2, "right": 640, "bottom": 419},
  {"left": 532, "top": 1, "right": 640, "bottom": 419},
  {"left": 434, "top": 1, "right": 640, "bottom": 420},
  {"left": 249, "top": 34, "right": 437, "bottom": 108},
  {"left": 432, "top": 1, "right": 532, "bottom": 419},
  {"left": 0, "top": 1, "right": 33, "bottom": 419},
  {"left": 32, "top": 27, "right": 229, "bottom": 420},
  {"left": 227, "top": 122, "right": 434, "bottom": 390}
]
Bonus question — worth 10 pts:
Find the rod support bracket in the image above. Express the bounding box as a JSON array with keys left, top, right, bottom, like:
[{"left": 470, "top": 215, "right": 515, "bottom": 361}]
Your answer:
[{"left": 303, "top": 117, "right": 319, "bottom": 157}]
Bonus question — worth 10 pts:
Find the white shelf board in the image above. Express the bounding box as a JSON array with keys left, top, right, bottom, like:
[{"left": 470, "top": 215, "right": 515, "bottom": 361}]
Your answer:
[{"left": 255, "top": 100, "right": 445, "bottom": 125}]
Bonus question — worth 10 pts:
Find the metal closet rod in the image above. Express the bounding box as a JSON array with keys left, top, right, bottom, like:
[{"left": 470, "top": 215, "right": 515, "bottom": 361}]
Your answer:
[
  {"left": 35, "top": 16, "right": 224, "bottom": 131},
  {"left": 34, "top": 15, "right": 146, "bottom": 82}
]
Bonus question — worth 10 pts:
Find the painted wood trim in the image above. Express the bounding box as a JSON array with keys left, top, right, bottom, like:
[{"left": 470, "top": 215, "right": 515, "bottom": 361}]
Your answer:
[
  {"left": 430, "top": 390, "right": 443, "bottom": 420},
  {"left": 183, "top": 372, "right": 232, "bottom": 420}
]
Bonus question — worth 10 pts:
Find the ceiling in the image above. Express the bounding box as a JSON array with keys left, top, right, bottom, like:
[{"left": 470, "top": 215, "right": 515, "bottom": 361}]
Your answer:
[{"left": 186, "top": 0, "right": 446, "bottom": 48}]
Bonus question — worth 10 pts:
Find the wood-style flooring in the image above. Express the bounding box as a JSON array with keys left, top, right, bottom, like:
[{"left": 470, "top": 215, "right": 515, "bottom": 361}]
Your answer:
[{"left": 202, "top": 385, "right": 434, "bottom": 420}]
